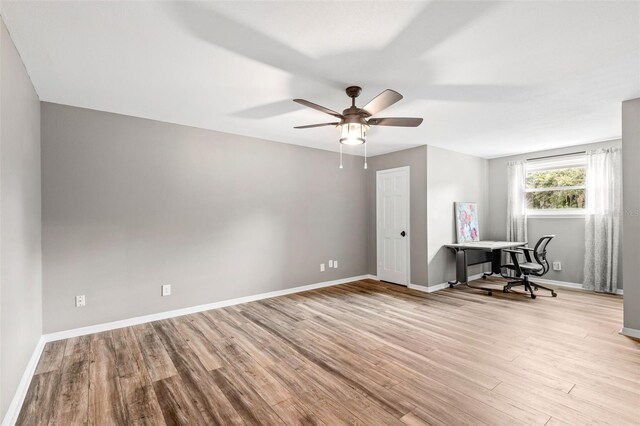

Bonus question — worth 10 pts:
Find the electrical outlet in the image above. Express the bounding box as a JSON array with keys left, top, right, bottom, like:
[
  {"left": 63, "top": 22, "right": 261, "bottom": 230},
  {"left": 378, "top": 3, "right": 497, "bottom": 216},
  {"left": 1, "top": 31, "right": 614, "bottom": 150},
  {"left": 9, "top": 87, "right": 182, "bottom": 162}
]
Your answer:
[
  {"left": 320, "top": 263, "right": 325, "bottom": 272},
  {"left": 553, "top": 261, "right": 562, "bottom": 271},
  {"left": 75, "top": 295, "right": 86, "bottom": 307},
  {"left": 161, "top": 284, "right": 171, "bottom": 296},
  {"left": 334, "top": 260, "right": 339, "bottom": 268},
  {"left": 329, "top": 260, "right": 334, "bottom": 268}
]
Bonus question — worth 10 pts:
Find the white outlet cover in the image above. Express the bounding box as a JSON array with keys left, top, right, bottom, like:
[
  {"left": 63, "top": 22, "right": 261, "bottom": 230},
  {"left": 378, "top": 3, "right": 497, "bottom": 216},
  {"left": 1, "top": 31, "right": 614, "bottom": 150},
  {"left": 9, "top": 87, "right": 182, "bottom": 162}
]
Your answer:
[
  {"left": 320, "top": 263, "right": 325, "bottom": 272},
  {"left": 553, "top": 262, "right": 562, "bottom": 271},
  {"left": 328, "top": 260, "right": 333, "bottom": 268},
  {"left": 334, "top": 261, "right": 338, "bottom": 268},
  {"left": 162, "top": 284, "right": 171, "bottom": 296},
  {"left": 75, "top": 295, "right": 86, "bottom": 307}
]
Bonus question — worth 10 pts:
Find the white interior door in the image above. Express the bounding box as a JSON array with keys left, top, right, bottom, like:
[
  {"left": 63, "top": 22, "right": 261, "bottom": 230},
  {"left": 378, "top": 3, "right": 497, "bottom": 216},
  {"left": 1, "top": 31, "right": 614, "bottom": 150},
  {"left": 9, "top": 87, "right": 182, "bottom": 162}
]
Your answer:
[{"left": 377, "top": 167, "right": 410, "bottom": 285}]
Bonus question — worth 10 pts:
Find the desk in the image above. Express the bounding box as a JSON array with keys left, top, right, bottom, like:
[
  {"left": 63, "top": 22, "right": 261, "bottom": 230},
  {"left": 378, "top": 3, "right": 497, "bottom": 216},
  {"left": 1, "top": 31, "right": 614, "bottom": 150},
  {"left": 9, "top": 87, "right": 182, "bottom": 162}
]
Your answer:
[{"left": 444, "top": 241, "right": 526, "bottom": 295}]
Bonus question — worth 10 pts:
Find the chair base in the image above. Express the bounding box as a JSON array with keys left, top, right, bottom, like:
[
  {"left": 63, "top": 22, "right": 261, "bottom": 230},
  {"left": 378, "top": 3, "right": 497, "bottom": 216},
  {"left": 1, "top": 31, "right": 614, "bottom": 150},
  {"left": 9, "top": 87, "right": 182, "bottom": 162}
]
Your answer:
[{"left": 503, "top": 278, "right": 557, "bottom": 298}]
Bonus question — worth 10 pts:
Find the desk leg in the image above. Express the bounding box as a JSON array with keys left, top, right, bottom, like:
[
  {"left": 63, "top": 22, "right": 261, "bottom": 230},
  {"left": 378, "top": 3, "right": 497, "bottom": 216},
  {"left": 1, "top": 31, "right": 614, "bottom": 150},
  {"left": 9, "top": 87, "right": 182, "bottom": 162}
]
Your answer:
[
  {"left": 447, "top": 248, "right": 494, "bottom": 295},
  {"left": 448, "top": 249, "right": 467, "bottom": 287},
  {"left": 447, "top": 248, "right": 458, "bottom": 286},
  {"left": 482, "top": 249, "right": 503, "bottom": 279},
  {"left": 457, "top": 250, "right": 468, "bottom": 284}
]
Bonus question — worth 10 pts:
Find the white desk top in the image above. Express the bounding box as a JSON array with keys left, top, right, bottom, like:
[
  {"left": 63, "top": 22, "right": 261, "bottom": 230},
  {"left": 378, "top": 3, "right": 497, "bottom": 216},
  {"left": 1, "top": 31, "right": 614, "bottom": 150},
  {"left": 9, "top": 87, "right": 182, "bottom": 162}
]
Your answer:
[{"left": 444, "top": 241, "right": 527, "bottom": 251}]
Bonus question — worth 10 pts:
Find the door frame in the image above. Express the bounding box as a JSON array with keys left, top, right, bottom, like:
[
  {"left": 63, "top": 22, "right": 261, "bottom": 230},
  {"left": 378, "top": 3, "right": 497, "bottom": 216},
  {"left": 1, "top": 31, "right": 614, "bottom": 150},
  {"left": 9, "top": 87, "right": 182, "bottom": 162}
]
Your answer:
[{"left": 376, "top": 166, "right": 411, "bottom": 286}]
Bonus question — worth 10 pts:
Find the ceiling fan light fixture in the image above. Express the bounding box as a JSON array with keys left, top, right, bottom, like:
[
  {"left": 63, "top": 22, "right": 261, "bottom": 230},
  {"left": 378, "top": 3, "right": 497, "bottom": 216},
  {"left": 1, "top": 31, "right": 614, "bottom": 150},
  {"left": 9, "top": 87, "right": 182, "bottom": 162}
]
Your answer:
[{"left": 338, "top": 122, "right": 369, "bottom": 145}]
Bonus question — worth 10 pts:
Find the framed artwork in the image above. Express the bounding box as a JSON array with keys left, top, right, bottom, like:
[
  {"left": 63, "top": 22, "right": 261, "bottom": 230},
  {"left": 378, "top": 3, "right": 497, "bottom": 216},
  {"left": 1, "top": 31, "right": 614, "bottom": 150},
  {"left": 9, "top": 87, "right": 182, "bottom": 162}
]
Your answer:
[{"left": 455, "top": 202, "right": 480, "bottom": 243}]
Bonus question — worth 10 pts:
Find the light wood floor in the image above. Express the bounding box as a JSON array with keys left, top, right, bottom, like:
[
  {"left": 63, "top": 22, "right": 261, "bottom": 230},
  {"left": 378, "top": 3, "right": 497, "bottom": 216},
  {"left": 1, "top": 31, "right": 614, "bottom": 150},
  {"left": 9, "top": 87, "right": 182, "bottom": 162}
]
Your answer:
[{"left": 18, "top": 278, "right": 640, "bottom": 425}]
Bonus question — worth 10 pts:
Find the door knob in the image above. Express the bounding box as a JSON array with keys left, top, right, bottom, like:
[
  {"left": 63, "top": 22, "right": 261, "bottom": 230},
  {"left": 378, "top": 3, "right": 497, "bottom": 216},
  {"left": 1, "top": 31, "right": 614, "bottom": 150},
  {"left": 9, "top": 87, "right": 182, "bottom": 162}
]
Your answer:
[{"left": 401, "top": 231, "right": 406, "bottom": 237}]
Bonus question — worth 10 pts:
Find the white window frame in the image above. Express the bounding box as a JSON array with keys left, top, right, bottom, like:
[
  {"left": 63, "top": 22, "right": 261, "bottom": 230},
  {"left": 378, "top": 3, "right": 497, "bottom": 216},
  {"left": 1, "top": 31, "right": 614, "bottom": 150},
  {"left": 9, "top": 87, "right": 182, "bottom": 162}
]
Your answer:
[{"left": 525, "top": 154, "right": 587, "bottom": 217}]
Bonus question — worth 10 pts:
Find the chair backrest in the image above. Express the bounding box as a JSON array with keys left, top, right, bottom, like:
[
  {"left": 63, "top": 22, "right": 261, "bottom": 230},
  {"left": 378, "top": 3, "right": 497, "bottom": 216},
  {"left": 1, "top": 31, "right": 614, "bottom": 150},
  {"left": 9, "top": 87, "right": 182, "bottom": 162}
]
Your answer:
[{"left": 532, "top": 235, "right": 555, "bottom": 275}]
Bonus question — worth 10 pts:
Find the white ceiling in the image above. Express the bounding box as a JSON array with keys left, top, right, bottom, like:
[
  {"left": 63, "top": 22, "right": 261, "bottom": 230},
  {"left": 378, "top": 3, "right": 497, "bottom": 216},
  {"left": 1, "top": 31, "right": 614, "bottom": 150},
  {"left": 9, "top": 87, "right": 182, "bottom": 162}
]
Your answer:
[{"left": 2, "top": 1, "right": 638, "bottom": 158}]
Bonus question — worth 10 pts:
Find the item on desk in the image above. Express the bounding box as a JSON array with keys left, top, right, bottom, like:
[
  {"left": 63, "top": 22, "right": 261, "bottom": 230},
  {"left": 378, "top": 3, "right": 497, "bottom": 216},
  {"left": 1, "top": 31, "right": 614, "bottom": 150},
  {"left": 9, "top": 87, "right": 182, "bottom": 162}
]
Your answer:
[{"left": 455, "top": 202, "right": 480, "bottom": 243}]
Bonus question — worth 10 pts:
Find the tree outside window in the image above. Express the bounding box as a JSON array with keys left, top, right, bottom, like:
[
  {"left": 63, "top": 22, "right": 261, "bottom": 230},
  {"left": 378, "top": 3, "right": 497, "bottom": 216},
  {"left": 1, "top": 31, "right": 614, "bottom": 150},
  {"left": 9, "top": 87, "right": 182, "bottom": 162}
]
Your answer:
[{"left": 525, "top": 156, "right": 586, "bottom": 214}]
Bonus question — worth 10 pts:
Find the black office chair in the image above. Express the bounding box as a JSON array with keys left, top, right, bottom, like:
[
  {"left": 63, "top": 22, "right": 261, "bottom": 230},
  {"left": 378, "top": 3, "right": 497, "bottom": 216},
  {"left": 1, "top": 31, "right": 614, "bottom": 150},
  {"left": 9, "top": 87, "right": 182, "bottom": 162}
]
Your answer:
[{"left": 501, "top": 235, "right": 557, "bottom": 299}]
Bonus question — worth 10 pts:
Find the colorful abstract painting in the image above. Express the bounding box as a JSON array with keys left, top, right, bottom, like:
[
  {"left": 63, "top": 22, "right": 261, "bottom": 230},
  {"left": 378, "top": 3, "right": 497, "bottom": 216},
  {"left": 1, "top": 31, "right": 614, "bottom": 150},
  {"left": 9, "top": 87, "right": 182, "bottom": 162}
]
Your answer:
[{"left": 455, "top": 202, "right": 480, "bottom": 243}]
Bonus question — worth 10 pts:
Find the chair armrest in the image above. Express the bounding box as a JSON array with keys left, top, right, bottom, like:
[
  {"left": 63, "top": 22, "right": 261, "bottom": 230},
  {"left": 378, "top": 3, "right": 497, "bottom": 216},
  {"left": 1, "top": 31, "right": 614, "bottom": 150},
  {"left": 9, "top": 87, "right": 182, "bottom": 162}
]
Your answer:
[
  {"left": 502, "top": 249, "right": 523, "bottom": 276},
  {"left": 520, "top": 247, "right": 534, "bottom": 262}
]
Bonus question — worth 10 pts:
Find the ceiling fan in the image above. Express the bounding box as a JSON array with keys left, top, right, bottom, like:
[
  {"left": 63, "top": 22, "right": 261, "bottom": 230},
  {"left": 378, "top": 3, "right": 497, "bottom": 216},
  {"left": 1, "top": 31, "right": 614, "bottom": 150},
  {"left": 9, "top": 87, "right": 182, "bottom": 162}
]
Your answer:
[{"left": 293, "top": 86, "right": 423, "bottom": 169}]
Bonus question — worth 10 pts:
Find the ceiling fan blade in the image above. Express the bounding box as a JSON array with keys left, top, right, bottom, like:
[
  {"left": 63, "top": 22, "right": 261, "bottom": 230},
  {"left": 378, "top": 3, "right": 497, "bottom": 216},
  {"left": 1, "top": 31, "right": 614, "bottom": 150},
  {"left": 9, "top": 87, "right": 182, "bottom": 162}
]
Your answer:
[
  {"left": 294, "top": 122, "right": 340, "bottom": 129},
  {"left": 293, "top": 99, "right": 343, "bottom": 118},
  {"left": 362, "top": 89, "right": 403, "bottom": 116},
  {"left": 368, "top": 117, "right": 423, "bottom": 127}
]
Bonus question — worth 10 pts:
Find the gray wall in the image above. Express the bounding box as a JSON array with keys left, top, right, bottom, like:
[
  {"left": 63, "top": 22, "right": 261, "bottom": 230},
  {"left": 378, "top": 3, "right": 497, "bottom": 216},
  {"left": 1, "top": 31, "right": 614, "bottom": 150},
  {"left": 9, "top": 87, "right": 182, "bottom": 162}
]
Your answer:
[
  {"left": 41, "top": 103, "right": 368, "bottom": 333},
  {"left": 0, "top": 19, "right": 42, "bottom": 419},
  {"left": 366, "top": 146, "right": 428, "bottom": 286},
  {"left": 622, "top": 98, "right": 640, "bottom": 332},
  {"left": 487, "top": 139, "right": 623, "bottom": 287},
  {"left": 427, "top": 146, "right": 488, "bottom": 286}
]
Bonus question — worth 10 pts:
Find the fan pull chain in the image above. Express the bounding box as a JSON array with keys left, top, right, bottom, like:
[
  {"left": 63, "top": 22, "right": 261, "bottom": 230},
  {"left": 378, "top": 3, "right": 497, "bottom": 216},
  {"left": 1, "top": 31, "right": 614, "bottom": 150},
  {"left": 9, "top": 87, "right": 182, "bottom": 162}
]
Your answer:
[
  {"left": 339, "top": 144, "right": 344, "bottom": 169},
  {"left": 364, "top": 142, "right": 368, "bottom": 169}
]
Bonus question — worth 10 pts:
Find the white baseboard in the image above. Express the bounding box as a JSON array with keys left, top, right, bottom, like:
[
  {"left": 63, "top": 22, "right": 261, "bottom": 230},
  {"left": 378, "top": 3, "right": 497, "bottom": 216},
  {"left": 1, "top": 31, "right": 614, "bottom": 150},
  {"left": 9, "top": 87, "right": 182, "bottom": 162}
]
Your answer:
[
  {"left": 2, "top": 336, "right": 47, "bottom": 426},
  {"left": 409, "top": 274, "right": 624, "bottom": 296},
  {"left": 534, "top": 278, "right": 624, "bottom": 295},
  {"left": 2, "top": 274, "right": 373, "bottom": 425},
  {"left": 534, "top": 278, "right": 583, "bottom": 290},
  {"left": 409, "top": 283, "right": 445, "bottom": 293},
  {"left": 409, "top": 273, "right": 485, "bottom": 293},
  {"left": 43, "top": 274, "right": 373, "bottom": 343},
  {"left": 620, "top": 327, "right": 640, "bottom": 339}
]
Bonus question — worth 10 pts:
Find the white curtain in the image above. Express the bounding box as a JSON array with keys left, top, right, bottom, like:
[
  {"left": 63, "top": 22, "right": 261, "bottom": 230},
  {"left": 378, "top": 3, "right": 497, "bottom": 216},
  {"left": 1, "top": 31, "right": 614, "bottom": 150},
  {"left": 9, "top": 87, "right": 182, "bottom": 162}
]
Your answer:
[
  {"left": 507, "top": 160, "right": 528, "bottom": 242},
  {"left": 583, "top": 148, "right": 622, "bottom": 293}
]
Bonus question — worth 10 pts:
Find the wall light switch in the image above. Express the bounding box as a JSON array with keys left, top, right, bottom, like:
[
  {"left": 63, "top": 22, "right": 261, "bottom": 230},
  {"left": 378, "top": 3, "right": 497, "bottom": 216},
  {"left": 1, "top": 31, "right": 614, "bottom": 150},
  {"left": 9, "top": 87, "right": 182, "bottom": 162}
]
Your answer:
[
  {"left": 162, "top": 284, "right": 172, "bottom": 296},
  {"left": 552, "top": 262, "right": 562, "bottom": 271},
  {"left": 329, "top": 260, "right": 333, "bottom": 268},
  {"left": 320, "top": 263, "right": 325, "bottom": 272},
  {"left": 75, "top": 295, "right": 86, "bottom": 307},
  {"left": 334, "top": 260, "right": 338, "bottom": 268}
]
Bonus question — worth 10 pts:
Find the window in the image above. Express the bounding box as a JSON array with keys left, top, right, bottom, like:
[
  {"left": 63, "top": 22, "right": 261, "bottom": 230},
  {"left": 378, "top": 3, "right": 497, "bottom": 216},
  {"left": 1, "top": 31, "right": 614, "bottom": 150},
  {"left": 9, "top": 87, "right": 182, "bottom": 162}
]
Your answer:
[{"left": 525, "top": 154, "right": 586, "bottom": 215}]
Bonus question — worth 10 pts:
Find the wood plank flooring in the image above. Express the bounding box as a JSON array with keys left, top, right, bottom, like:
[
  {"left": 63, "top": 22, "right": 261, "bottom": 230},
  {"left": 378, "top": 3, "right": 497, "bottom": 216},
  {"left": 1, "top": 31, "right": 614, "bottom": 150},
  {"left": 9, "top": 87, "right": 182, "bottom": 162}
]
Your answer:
[{"left": 17, "top": 278, "right": 640, "bottom": 425}]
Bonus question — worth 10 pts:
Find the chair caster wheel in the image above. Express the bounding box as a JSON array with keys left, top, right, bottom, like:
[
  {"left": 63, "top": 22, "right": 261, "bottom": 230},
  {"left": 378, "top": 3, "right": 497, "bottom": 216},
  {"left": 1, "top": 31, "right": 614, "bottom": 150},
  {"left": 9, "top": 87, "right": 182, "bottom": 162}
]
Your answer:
[
  {"left": 531, "top": 294, "right": 537, "bottom": 299},
  {"left": 534, "top": 286, "right": 539, "bottom": 291},
  {"left": 488, "top": 292, "right": 492, "bottom": 296},
  {"left": 482, "top": 275, "right": 487, "bottom": 280},
  {"left": 552, "top": 292, "right": 557, "bottom": 297},
  {"left": 503, "top": 288, "right": 508, "bottom": 293}
]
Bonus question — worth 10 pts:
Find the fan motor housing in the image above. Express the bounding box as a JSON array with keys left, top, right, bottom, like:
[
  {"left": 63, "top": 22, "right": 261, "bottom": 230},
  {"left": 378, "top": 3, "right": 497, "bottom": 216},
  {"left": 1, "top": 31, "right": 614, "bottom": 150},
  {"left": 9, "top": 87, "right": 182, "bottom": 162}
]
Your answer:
[{"left": 341, "top": 110, "right": 368, "bottom": 126}]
